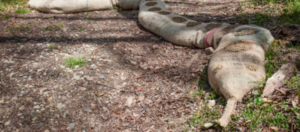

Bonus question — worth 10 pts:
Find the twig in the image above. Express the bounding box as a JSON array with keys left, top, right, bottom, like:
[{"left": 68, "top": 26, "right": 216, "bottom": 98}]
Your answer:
[
  {"left": 275, "top": 88, "right": 286, "bottom": 95},
  {"left": 13, "top": 56, "right": 35, "bottom": 60},
  {"left": 93, "top": 43, "right": 107, "bottom": 59},
  {"left": 96, "top": 82, "right": 138, "bottom": 96}
]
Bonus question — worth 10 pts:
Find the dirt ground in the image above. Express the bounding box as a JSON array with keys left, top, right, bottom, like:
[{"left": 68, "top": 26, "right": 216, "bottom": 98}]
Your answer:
[{"left": 0, "top": 0, "right": 299, "bottom": 131}]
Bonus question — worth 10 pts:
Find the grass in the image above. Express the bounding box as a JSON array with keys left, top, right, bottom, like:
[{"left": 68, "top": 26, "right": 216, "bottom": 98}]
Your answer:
[
  {"left": 49, "top": 45, "right": 55, "bottom": 50},
  {"left": 0, "top": 14, "right": 9, "bottom": 19},
  {"left": 265, "top": 46, "right": 280, "bottom": 78},
  {"left": 280, "top": 1, "right": 300, "bottom": 24},
  {"left": 108, "top": 7, "right": 120, "bottom": 10},
  {"left": 186, "top": 105, "right": 221, "bottom": 130},
  {"left": 226, "top": 91, "right": 300, "bottom": 131},
  {"left": 42, "top": 27, "right": 53, "bottom": 31},
  {"left": 238, "top": 0, "right": 300, "bottom": 25},
  {"left": 8, "top": 25, "right": 31, "bottom": 33},
  {"left": 64, "top": 57, "right": 88, "bottom": 68},
  {"left": 184, "top": 41, "right": 300, "bottom": 131},
  {"left": 55, "top": 23, "right": 63, "bottom": 28},
  {"left": 0, "top": 0, "right": 29, "bottom": 11},
  {"left": 78, "top": 28, "right": 84, "bottom": 32},
  {"left": 15, "top": 9, "right": 29, "bottom": 14},
  {"left": 286, "top": 69, "right": 300, "bottom": 96}
]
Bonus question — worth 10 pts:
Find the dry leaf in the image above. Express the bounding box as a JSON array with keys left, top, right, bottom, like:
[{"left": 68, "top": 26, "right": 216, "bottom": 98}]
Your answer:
[
  {"left": 208, "top": 100, "right": 216, "bottom": 109},
  {"left": 112, "top": 113, "right": 118, "bottom": 118},
  {"left": 90, "top": 106, "right": 96, "bottom": 110},
  {"left": 135, "top": 87, "right": 142, "bottom": 92},
  {"left": 138, "top": 95, "right": 145, "bottom": 102},
  {"left": 270, "top": 126, "right": 279, "bottom": 131},
  {"left": 126, "top": 97, "right": 135, "bottom": 107},
  {"left": 292, "top": 96, "right": 299, "bottom": 108}
]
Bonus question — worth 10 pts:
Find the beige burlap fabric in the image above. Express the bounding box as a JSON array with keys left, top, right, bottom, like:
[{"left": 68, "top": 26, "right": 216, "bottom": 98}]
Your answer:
[
  {"left": 138, "top": 0, "right": 229, "bottom": 48},
  {"left": 28, "top": 0, "right": 140, "bottom": 13},
  {"left": 207, "top": 25, "right": 274, "bottom": 126},
  {"left": 28, "top": 0, "right": 275, "bottom": 127}
]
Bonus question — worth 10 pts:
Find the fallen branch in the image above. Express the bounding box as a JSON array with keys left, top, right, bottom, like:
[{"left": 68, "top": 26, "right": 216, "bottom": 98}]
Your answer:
[
  {"left": 262, "top": 60, "right": 296, "bottom": 97},
  {"left": 96, "top": 82, "right": 138, "bottom": 96}
]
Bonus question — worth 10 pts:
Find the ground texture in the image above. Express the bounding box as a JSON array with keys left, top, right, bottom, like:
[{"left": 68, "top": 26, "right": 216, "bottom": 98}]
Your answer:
[{"left": 0, "top": 0, "right": 299, "bottom": 131}]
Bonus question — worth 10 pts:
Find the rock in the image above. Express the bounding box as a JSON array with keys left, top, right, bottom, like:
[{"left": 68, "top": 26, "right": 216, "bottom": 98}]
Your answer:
[
  {"left": 84, "top": 107, "right": 92, "bottom": 112},
  {"left": 205, "top": 47, "right": 214, "bottom": 55},
  {"left": 73, "top": 75, "right": 81, "bottom": 80},
  {"left": 67, "top": 123, "right": 76, "bottom": 129},
  {"left": 12, "top": 96, "right": 18, "bottom": 100},
  {"left": 90, "top": 64, "right": 97, "bottom": 69},
  {"left": 62, "top": 113, "right": 66, "bottom": 118},
  {"left": 5, "top": 121, "right": 10, "bottom": 126},
  {"left": 99, "top": 74, "right": 105, "bottom": 79},
  {"left": 80, "top": 87, "right": 86, "bottom": 91},
  {"left": 3, "top": 60, "right": 15, "bottom": 64},
  {"left": 47, "top": 97, "right": 52, "bottom": 102},
  {"left": 208, "top": 100, "right": 216, "bottom": 109},
  {"left": 19, "top": 105, "right": 25, "bottom": 110},
  {"left": 32, "top": 63, "right": 39, "bottom": 68},
  {"left": 203, "top": 122, "right": 213, "bottom": 128},
  {"left": 85, "top": 76, "right": 93, "bottom": 81},
  {"left": 126, "top": 97, "right": 135, "bottom": 107},
  {"left": 32, "top": 116, "right": 38, "bottom": 121},
  {"left": 34, "top": 105, "right": 40, "bottom": 109},
  {"left": 57, "top": 103, "right": 65, "bottom": 110},
  {"left": 130, "top": 60, "right": 137, "bottom": 65}
]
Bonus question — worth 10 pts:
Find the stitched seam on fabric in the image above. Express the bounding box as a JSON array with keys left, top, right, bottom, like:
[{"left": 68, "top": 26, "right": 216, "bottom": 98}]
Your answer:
[
  {"left": 159, "top": 20, "right": 172, "bottom": 36},
  {"left": 205, "top": 28, "right": 218, "bottom": 47},
  {"left": 86, "top": 0, "right": 89, "bottom": 11}
]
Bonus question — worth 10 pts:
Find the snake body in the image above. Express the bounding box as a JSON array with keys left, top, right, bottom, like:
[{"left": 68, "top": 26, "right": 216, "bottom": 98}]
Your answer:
[{"left": 28, "top": 0, "right": 274, "bottom": 127}]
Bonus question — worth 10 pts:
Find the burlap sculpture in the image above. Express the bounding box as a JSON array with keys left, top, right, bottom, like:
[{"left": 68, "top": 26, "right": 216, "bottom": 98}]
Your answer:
[
  {"left": 28, "top": 0, "right": 274, "bottom": 127},
  {"left": 28, "top": 0, "right": 140, "bottom": 13}
]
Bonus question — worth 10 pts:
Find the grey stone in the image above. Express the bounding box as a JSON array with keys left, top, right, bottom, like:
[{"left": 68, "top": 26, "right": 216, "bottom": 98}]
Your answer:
[
  {"left": 84, "top": 107, "right": 92, "bottom": 112},
  {"left": 57, "top": 103, "right": 65, "bottom": 110},
  {"left": 67, "top": 123, "right": 76, "bottom": 129},
  {"left": 99, "top": 74, "right": 105, "bottom": 79},
  {"left": 73, "top": 75, "right": 81, "bottom": 80},
  {"left": 34, "top": 105, "right": 40, "bottom": 109}
]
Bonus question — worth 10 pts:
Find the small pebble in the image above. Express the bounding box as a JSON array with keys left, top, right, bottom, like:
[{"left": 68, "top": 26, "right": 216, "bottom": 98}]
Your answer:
[
  {"left": 99, "top": 74, "right": 105, "bottom": 79},
  {"left": 84, "top": 107, "right": 92, "bottom": 112},
  {"left": 67, "top": 123, "right": 76, "bottom": 129},
  {"left": 5, "top": 121, "right": 10, "bottom": 126},
  {"left": 19, "top": 105, "right": 25, "bottom": 110},
  {"left": 57, "top": 103, "right": 66, "bottom": 110},
  {"left": 34, "top": 105, "right": 40, "bottom": 109},
  {"left": 73, "top": 75, "right": 81, "bottom": 80}
]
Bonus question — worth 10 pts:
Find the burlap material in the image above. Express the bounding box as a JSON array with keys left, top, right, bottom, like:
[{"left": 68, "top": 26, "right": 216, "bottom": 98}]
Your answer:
[
  {"left": 28, "top": 0, "right": 140, "bottom": 13},
  {"left": 138, "top": 0, "right": 229, "bottom": 48},
  {"left": 207, "top": 25, "right": 274, "bottom": 126}
]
